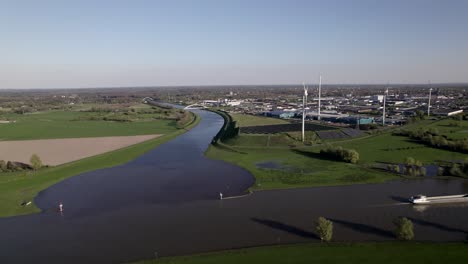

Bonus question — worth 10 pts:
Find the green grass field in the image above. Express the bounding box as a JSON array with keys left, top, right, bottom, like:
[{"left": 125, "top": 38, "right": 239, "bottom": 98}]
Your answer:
[
  {"left": 338, "top": 131, "right": 466, "bottom": 164},
  {"left": 136, "top": 242, "right": 468, "bottom": 264},
  {"left": 206, "top": 145, "right": 395, "bottom": 190},
  {"left": 425, "top": 118, "right": 468, "bottom": 140},
  {"left": 224, "top": 134, "right": 299, "bottom": 148},
  {"left": 0, "top": 110, "right": 178, "bottom": 140},
  {"left": 0, "top": 113, "right": 200, "bottom": 217},
  {"left": 230, "top": 113, "right": 290, "bottom": 127},
  {"left": 206, "top": 114, "right": 467, "bottom": 190}
]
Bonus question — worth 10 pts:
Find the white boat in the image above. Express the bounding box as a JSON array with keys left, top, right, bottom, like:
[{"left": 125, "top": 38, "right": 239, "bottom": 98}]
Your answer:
[{"left": 409, "top": 194, "right": 468, "bottom": 204}]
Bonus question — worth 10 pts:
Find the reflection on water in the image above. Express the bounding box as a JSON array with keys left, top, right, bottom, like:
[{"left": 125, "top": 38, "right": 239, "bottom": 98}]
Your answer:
[{"left": 412, "top": 202, "right": 468, "bottom": 213}]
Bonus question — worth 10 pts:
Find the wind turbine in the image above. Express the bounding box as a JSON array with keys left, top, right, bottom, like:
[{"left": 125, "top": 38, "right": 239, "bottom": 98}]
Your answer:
[
  {"left": 302, "top": 82, "right": 308, "bottom": 142},
  {"left": 428, "top": 84, "right": 433, "bottom": 116},
  {"left": 317, "top": 75, "right": 322, "bottom": 121},
  {"left": 382, "top": 87, "right": 388, "bottom": 126}
]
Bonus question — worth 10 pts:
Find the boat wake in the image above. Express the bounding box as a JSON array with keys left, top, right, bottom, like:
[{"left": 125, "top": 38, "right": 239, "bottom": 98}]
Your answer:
[{"left": 365, "top": 202, "right": 411, "bottom": 208}]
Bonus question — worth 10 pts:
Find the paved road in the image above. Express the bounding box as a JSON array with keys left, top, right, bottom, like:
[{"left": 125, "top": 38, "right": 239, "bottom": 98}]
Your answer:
[{"left": 0, "top": 109, "right": 467, "bottom": 264}]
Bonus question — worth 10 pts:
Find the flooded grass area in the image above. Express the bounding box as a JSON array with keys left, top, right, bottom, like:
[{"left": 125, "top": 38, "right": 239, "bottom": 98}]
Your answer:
[{"left": 207, "top": 146, "right": 396, "bottom": 189}]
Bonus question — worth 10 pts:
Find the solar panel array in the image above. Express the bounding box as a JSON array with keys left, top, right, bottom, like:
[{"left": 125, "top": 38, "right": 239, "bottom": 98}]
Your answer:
[
  {"left": 342, "top": 128, "right": 365, "bottom": 137},
  {"left": 316, "top": 130, "right": 349, "bottom": 139}
]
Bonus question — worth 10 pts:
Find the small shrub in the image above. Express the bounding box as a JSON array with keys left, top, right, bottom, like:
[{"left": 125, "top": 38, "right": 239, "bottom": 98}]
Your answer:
[
  {"left": 393, "top": 217, "right": 414, "bottom": 241},
  {"left": 437, "top": 166, "right": 445, "bottom": 176},
  {"left": 315, "top": 217, "right": 333, "bottom": 242},
  {"left": 320, "top": 145, "right": 359, "bottom": 164},
  {"left": 0, "top": 160, "right": 6, "bottom": 172},
  {"left": 6, "top": 161, "right": 18, "bottom": 171},
  {"left": 30, "top": 154, "right": 43, "bottom": 170}
]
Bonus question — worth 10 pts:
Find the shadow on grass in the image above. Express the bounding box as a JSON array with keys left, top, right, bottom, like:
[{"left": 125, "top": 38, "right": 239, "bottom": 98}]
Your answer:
[
  {"left": 328, "top": 218, "right": 394, "bottom": 238},
  {"left": 291, "top": 149, "right": 337, "bottom": 162},
  {"left": 408, "top": 217, "right": 468, "bottom": 234},
  {"left": 251, "top": 218, "right": 319, "bottom": 239}
]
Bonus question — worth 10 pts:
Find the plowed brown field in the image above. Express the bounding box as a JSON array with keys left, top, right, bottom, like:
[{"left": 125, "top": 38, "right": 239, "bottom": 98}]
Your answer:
[{"left": 0, "top": 135, "right": 162, "bottom": 166}]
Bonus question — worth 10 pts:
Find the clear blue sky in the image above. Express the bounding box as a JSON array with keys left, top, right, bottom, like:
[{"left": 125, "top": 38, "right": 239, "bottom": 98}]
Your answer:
[{"left": 1, "top": 0, "right": 467, "bottom": 88}]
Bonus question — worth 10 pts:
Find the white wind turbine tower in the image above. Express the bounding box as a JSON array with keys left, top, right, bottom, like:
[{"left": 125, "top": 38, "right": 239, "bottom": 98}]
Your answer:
[
  {"left": 302, "top": 82, "right": 308, "bottom": 142},
  {"left": 428, "top": 85, "right": 433, "bottom": 116},
  {"left": 317, "top": 75, "right": 322, "bottom": 121},
  {"left": 382, "top": 87, "right": 388, "bottom": 126}
]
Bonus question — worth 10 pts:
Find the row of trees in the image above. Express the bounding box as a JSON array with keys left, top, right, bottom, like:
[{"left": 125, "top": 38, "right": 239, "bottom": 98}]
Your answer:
[
  {"left": 440, "top": 159, "right": 468, "bottom": 178},
  {"left": 315, "top": 216, "right": 414, "bottom": 242},
  {"left": 212, "top": 110, "right": 239, "bottom": 143},
  {"left": 393, "top": 128, "right": 468, "bottom": 153},
  {"left": 175, "top": 111, "right": 194, "bottom": 129},
  {"left": 398, "top": 157, "right": 426, "bottom": 177},
  {"left": 0, "top": 154, "right": 43, "bottom": 173},
  {"left": 387, "top": 158, "right": 468, "bottom": 178},
  {"left": 319, "top": 145, "right": 360, "bottom": 164}
]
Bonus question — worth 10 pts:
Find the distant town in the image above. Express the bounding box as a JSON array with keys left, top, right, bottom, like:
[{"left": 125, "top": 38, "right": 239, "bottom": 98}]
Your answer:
[
  {"left": 1, "top": 84, "right": 466, "bottom": 129},
  {"left": 156, "top": 84, "right": 466, "bottom": 127}
]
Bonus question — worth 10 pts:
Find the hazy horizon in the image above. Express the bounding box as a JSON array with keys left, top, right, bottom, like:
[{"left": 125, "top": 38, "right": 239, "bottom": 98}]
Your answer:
[{"left": 2, "top": 0, "right": 468, "bottom": 89}]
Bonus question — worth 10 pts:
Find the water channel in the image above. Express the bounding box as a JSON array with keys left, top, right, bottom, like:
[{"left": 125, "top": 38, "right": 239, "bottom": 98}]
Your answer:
[{"left": 0, "top": 109, "right": 467, "bottom": 263}]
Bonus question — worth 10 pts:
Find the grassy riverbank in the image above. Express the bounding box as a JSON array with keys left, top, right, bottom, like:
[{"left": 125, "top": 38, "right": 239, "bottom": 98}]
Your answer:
[
  {"left": 206, "top": 145, "right": 396, "bottom": 190},
  {"left": 206, "top": 112, "right": 467, "bottom": 190},
  {"left": 0, "top": 112, "right": 200, "bottom": 217},
  {"left": 136, "top": 242, "right": 468, "bottom": 264}
]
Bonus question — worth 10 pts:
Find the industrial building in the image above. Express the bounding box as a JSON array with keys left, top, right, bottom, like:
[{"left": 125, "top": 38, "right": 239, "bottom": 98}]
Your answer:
[{"left": 263, "top": 110, "right": 295, "bottom": 119}]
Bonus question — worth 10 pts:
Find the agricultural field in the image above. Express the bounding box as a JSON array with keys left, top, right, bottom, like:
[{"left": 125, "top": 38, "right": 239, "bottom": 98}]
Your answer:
[
  {"left": 136, "top": 243, "right": 468, "bottom": 264},
  {"left": 0, "top": 104, "right": 183, "bottom": 140},
  {"left": 0, "top": 135, "right": 162, "bottom": 166}
]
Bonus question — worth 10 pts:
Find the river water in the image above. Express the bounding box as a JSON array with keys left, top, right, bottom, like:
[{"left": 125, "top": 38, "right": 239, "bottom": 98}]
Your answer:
[{"left": 0, "top": 109, "right": 467, "bottom": 263}]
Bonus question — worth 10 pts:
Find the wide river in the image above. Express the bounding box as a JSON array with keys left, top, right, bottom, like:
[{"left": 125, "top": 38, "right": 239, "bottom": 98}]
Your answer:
[{"left": 0, "top": 109, "right": 467, "bottom": 263}]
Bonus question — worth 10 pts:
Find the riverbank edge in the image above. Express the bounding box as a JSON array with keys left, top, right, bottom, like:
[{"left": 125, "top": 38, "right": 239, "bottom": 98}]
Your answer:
[
  {"left": 204, "top": 110, "right": 402, "bottom": 191},
  {"left": 132, "top": 242, "right": 468, "bottom": 264},
  {"left": 0, "top": 112, "right": 201, "bottom": 218}
]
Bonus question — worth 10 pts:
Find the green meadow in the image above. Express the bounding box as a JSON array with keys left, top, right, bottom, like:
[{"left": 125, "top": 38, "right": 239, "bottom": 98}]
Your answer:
[
  {"left": 0, "top": 110, "right": 178, "bottom": 140},
  {"left": 136, "top": 242, "right": 468, "bottom": 264},
  {"left": 230, "top": 113, "right": 290, "bottom": 127},
  {"left": 206, "top": 113, "right": 467, "bottom": 190}
]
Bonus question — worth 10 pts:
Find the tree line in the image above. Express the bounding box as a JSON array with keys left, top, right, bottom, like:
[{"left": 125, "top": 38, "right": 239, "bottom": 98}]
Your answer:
[
  {"left": 386, "top": 157, "right": 427, "bottom": 177},
  {"left": 393, "top": 128, "right": 468, "bottom": 154},
  {"left": 0, "top": 154, "right": 43, "bottom": 173},
  {"left": 319, "top": 145, "right": 360, "bottom": 164},
  {"left": 211, "top": 110, "right": 239, "bottom": 144},
  {"left": 440, "top": 159, "right": 468, "bottom": 178}
]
